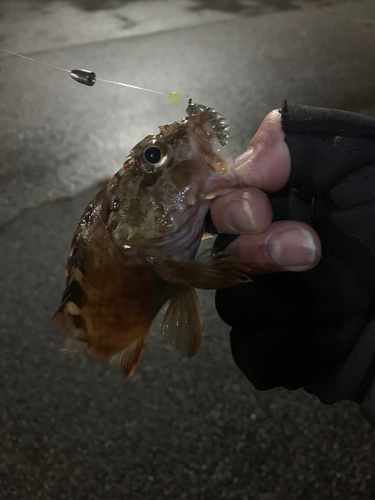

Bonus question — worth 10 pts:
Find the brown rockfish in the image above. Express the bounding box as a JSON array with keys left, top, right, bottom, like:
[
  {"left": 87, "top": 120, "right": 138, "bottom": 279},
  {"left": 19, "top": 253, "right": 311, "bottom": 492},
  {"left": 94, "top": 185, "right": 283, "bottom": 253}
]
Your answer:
[{"left": 54, "top": 110, "right": 251, "bottom": 377}]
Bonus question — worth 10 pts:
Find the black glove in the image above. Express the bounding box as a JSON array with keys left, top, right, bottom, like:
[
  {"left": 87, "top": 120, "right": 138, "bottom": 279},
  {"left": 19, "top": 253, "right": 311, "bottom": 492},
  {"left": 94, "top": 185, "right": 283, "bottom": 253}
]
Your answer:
[{"left": 214, "top": 102, "right": 375, "bottom": 424}]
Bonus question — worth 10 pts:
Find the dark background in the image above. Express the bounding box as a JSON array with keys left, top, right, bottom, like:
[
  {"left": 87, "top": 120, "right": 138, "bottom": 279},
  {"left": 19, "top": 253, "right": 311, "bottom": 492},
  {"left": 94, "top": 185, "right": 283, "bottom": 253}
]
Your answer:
[{"left": 1, "top": 0, "right": 375, "bottom": 498}]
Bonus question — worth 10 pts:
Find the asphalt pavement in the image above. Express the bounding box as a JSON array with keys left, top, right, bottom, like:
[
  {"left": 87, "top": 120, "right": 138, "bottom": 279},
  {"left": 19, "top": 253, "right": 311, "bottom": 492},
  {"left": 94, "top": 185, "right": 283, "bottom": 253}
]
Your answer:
[{"left": 1, "top": 1, "right": 375, "bottom": 499}]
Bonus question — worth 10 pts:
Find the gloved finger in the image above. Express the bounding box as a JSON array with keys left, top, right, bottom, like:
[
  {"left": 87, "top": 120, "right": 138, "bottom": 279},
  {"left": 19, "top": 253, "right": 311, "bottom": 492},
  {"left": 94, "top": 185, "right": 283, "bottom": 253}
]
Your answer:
[
  {"left": 210, "top": 187, "right": 272, "bottom": 235},
  {"left": 226, "top": 220, "right": 321, "bottom": 273},
  {"left": 282, "top": 102, "right": 375, "bottom": 195},
  {"left": 234, "top": 109, "right": 291, "bottom": 192}
]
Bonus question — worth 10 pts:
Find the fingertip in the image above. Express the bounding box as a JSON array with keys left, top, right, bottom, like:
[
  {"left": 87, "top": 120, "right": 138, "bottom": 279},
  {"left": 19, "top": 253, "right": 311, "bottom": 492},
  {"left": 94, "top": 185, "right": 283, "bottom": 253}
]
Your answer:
[
  {"left": 210, "top": 188, "right": 273, "bottom": 235},
  {"left": 227, "top": 221, "right": 321, "bottom": 274},
  {"left": 265, "top": 225, "right": 321, "bottom": 271},
  {"left": 234, "top": 109, "right": 291, "bottom": 192}
]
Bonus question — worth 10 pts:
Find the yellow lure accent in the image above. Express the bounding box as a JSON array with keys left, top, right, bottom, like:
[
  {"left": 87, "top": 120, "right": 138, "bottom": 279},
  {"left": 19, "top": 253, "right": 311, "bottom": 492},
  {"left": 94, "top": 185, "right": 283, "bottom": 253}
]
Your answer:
[{"left": 169, "top": 92, "right": 181, "bottom": 103}]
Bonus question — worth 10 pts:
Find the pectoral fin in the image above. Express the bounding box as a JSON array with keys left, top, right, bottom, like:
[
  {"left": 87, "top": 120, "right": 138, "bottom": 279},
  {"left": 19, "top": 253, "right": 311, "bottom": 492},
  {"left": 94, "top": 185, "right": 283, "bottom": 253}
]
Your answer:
[
  {"left": 161, "top": 286, "right": 201, "bottom": 358},
  {"left": 154, "top": 249, "right": 252, "bottom": 290}
]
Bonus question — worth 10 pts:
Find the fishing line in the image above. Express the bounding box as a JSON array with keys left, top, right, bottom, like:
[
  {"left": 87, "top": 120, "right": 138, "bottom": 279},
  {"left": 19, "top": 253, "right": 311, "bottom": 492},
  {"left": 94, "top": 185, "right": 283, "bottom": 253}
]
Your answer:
[
  {"left": 0, "top": 48, "right": 186, "bottom": 103},
  {"left": 0, "top": 49, "right": 231, "bottom": 144}
]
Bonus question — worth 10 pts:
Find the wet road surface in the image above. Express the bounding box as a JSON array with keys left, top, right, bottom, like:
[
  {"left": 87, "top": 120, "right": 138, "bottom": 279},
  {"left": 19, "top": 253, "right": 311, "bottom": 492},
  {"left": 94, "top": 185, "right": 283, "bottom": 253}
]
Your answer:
[{"left": 1, "top": 1, "right": 375, "bottom": 499}]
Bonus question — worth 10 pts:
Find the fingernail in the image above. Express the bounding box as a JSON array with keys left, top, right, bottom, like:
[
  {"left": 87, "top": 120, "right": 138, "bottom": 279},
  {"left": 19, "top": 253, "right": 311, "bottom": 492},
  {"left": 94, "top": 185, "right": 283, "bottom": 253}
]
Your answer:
[
  {"left": 226, "top": 199, "right": 257, "bottom": 232},
  {"left": 234, "top": 147, "right": 255, "bottom": 170},
  {"left": 266, "top": 229, "right": 316, "bottom": 269}
]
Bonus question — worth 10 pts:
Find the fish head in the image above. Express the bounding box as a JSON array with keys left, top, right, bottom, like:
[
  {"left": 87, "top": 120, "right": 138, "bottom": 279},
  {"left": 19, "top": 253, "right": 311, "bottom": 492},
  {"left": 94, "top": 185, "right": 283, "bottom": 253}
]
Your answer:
[{"left": 106, "top": 111, "right": 238, "bottom": 256}]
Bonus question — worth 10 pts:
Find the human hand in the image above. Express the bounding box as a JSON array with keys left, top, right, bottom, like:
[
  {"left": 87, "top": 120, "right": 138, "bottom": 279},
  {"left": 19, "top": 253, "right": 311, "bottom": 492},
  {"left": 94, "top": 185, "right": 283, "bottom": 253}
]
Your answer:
[
  {"left": 210, "top": 109, "right": 321, "bottom": 273},
  {"left": 214, "top": 103, "right": 375, "bottom": 424}
]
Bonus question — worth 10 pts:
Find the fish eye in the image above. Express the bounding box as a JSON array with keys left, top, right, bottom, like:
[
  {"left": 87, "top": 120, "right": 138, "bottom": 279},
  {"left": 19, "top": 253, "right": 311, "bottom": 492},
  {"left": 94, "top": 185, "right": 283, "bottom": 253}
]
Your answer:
[
  {"left": 144, "top": 146, "right": 162, "bottom": 164},
  {"left": 138, "top": 140, "right": 170, "bottom": 172}
]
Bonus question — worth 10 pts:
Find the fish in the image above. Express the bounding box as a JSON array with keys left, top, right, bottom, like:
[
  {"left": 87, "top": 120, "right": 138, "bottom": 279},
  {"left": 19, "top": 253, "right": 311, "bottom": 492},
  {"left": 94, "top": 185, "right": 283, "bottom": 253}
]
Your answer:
[{"left": 54, "top": 108, "right": 251, "bottom": 377}]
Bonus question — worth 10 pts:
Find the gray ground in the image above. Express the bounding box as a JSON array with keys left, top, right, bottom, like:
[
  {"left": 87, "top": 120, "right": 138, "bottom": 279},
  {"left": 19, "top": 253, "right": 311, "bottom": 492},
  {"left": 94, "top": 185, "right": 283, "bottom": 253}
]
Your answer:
[{"left": 1, "top": 0, "right": 375, "bottom": 499}]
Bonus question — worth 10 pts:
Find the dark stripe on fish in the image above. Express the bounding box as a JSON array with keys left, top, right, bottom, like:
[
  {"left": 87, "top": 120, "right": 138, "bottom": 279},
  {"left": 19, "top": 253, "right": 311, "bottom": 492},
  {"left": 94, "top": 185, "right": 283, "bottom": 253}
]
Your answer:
[
  {"left": 60, "top": 280, "right": 87, "bottom": 309},
  {"left": 70, "top": 314, "right": 86, "bottom": 330},
  {"left": 68, "top": 237, "right": 86, "bottom": 275}
]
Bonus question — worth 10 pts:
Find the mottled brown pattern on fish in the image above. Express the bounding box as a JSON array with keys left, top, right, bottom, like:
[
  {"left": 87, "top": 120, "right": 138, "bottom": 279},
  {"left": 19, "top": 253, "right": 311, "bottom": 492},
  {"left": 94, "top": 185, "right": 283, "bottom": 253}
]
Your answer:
[{"left": 55, "top": 189, "right": 178, "bottom": 365}]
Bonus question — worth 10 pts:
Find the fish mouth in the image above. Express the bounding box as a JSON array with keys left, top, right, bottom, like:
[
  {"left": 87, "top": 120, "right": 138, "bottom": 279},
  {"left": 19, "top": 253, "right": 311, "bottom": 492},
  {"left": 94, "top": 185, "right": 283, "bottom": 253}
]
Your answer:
[
  {"left": 187, "top": 112, "right": 234, "bottom": 175},
  {"left": 186, "top": 102, "right": 230, "bottom": 147},
  {"left": 185, "top": 113, "right": 238, "bottom": 205}
]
